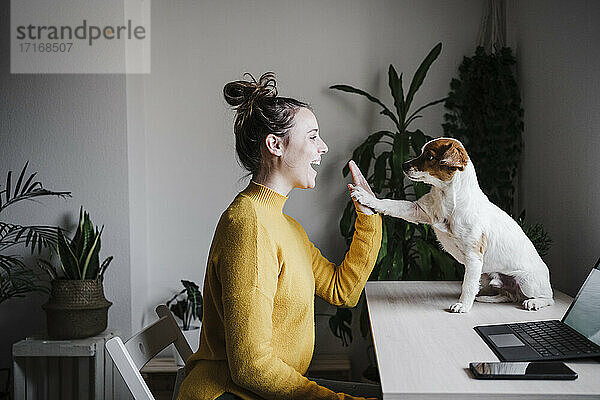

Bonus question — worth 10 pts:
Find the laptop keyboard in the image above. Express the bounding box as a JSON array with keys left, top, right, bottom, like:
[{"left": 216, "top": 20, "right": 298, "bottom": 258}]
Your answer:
[{"left": 509, "top": 320, "right": 599, "bottom": 358}]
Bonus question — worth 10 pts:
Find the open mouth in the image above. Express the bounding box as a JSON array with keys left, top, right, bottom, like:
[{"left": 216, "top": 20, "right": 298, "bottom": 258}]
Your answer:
[{"left": 310, "top": 159, "right": 320, "bottom": 173}]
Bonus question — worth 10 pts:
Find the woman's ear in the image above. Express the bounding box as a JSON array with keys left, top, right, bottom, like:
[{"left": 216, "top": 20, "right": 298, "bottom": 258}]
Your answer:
[{"left": 264, "top": 134, "right": 284, "bottom": 157}]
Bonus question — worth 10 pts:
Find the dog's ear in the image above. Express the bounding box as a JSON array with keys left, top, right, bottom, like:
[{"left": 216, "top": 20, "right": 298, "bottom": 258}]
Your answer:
[{"left": 439, "top": 143, "right": 468, "bottom": 171}]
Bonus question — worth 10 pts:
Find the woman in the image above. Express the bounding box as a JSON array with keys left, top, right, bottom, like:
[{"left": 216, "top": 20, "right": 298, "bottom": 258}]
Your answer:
[{"left": 178, "top": 73, "right": 382, "bottom": 400}]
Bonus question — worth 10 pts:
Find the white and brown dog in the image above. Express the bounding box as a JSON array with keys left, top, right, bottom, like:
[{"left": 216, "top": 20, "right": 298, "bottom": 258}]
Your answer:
[{"left": 350, "top": 137, "right": 554, "bottom": 313}]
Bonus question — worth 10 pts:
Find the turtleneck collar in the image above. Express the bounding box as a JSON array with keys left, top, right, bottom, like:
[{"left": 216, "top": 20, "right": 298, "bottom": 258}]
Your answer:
[{"left": 241, "top": 181, "right": 288, "bottom": 212}]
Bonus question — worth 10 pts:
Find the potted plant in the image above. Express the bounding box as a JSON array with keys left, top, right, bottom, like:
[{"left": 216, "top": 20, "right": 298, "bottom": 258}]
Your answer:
[
  {"left": 40, "top": 206, "right": 114, "bottom": 339},
  {"left": 0, "top": 162, "right": 70, "bottom": 304},
  {"left": 166, "top": 280, "right": 202, "bottom": 365},
  {"left": 331, "top": 42, "right": 462, "bottom": 283},
  {"left": 330, "top": 43, "right": 462, "bottom": 382}
]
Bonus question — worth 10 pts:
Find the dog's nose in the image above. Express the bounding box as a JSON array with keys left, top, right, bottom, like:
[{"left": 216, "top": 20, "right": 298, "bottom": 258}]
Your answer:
[{"left": 402, "top": 161, "right": 411, "bottom": 173}]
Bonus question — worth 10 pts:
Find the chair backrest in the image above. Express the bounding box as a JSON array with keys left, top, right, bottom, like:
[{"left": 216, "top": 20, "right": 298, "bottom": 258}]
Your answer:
[{"left": 106, "top": 305, "right": 193, "bottom": 400}]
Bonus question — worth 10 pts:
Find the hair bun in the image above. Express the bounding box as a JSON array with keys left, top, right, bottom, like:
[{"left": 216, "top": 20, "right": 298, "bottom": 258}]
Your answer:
[{"left": 223, "top": 72, "right": 278, "bottom": 108}]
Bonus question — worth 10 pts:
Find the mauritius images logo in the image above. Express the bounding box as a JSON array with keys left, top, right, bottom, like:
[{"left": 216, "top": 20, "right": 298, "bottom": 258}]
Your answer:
[{"left": 11, "top": 0, "right": 151, "bottom": 74}]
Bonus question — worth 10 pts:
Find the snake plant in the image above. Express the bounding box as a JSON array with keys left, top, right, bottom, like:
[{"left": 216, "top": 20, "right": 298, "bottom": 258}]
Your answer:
[{"left": 39, "top": 206, "right": 113, "bottom": 280}]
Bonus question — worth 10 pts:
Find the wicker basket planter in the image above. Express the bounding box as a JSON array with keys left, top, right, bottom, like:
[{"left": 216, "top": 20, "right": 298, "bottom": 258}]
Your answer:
[{"left": 43, "top": 279, "right": 112, "bottom": 339}]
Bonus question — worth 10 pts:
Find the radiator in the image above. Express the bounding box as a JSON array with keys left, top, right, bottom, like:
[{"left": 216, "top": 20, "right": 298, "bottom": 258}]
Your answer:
[{"left": 12, "top": 332, "right": 133, "bottom": 400}]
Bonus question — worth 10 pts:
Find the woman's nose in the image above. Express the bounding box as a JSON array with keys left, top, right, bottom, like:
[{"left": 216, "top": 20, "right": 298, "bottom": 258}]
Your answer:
[{"left": 319, "top": 138, "right": 328, "bottom": 154}]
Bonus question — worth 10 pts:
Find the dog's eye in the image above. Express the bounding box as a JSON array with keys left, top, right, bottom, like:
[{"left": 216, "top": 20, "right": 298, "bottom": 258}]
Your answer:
[{"left": 426, "top": 153, "right": 434, "bottom": 161}]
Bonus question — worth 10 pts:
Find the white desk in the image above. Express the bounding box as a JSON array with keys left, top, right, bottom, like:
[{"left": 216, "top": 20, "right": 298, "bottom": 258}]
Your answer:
[{"left": 365, "top": 281, "right": 600, "bottom": 399}]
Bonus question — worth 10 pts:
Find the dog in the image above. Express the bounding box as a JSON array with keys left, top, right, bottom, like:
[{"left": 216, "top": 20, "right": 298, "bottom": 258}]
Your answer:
[{"left": 350, "top": 137, "right": 554, "bottom": 313}]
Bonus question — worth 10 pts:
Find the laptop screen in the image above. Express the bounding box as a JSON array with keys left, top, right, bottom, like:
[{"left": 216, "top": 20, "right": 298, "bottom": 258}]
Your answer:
[{"left": 562, "top": 266, "right": 600, "bottom": 346}]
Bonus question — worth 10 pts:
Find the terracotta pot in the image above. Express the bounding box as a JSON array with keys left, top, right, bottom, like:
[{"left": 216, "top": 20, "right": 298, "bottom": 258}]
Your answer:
[{"left": 43, "top": 279, "right": 112, "bottom": 339}]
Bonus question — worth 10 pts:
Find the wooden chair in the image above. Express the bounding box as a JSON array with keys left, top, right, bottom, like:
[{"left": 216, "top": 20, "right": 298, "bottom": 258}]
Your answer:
[{"left": 106, "top": 305, "right": 193, "bottom": 400}]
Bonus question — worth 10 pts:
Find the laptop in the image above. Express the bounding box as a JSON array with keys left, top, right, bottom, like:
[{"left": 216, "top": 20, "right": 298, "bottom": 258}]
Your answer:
[{"left": 475, "top": 258, "right": 600, "bottom": 362}]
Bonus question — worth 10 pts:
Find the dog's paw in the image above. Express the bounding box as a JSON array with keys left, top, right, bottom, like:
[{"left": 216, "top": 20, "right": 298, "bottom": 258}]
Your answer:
[
  {"left": 449, "top": 302, "right": 471, "bottom": 313},
  {"left": 522, "top": 298, "right": 553, "bottom": 311},
  {"left": 350, "top": 186, "right": 378, "bottom": 208}
]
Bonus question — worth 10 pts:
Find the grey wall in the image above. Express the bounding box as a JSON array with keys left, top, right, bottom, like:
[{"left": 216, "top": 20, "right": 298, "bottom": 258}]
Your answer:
[
  {"left": 509, "top": 0, "right": 600, "bottom": 296},
  {"left": 0, "top": 0, "right": 132, "bottom": 370}
]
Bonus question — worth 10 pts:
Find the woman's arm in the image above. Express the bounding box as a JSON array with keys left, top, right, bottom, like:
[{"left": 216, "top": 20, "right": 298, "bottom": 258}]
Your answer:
[
  {"left": 219, "top": 209, "right": 368, "bottom": 400},
  {"left": 309, "top": 161, "right": 383, "bottom": 307},
  {"left": 308, "top": 212, "right": 382, "bottom": 307}
]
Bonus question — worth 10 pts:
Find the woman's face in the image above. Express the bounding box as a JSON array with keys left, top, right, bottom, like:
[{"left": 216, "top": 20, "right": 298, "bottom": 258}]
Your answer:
[{"left": 281, "top": 107, "right": 328, "bottom": 189}]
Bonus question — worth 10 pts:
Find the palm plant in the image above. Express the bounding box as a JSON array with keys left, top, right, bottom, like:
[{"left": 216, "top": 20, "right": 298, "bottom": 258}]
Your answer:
[
  {"left": 0, "top": 162, "right": 70, "bottom": 304},
  {"left": 331, "top": 43, "right": 463, "bottom": 282},
  {"left": 166, "top": 280, "right": 203, "bottom": 331}
]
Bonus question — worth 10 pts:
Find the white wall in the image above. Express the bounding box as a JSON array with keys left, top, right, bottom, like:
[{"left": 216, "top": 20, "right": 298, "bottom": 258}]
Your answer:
[
  {"left": 138, "top": 0, "right": 484, "bottom": 377},
  {"left": 509, "top": 0, "right": 600, "bottom": 296},
  {"left": 0, "top": 0, "right": 132, "bottom": 369}
]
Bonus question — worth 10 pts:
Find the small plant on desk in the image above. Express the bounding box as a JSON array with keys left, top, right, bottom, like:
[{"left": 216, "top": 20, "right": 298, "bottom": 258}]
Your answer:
[
  {"left": 166, "top": 280, "right": 203, "bottom": 364},
  {"left": 166, "top": 280, "right": 203, "bottom": 331}
]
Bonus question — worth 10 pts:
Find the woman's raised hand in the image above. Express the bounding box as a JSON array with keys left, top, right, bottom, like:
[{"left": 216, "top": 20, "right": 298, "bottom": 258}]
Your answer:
[{"left": 347, "top": 160, "right": 376, "bottom": 215}]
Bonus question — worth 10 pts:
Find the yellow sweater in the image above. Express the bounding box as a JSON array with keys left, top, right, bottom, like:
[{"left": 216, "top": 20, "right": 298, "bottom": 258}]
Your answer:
[{"left": 178, "top": 181, "right": 382, "bottom": 400}]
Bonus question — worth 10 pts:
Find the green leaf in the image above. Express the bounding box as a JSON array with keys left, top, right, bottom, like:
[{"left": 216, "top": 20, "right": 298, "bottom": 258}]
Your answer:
[
  {"left": 38, "top": 258, "right": 57, "bottom": 280},
  {"left": 414, "top": 238, "right": 431, "bottom": 271},
  {"left": 330, "top": 84, "right": 400, "bottom": 128},
  {"left": 6, "top": 170, "right": 12, "bottom": 202},
  {"left": 430, "top": 245, "right": 462, "bottom": 280},
  {"left": 391, "top": 247, "right": 404, "bottom": 280},
  {"left": 342, "top": 163, "right": 350, "bottom": 178},
  {"left": 80, "top": 211, "right": 95, "bottom": 266},
  {"left": 0, "top": 254, "right": 27, "bottom": 274},
  {"left": 81, "top": 226, "right": 102, "bottom": 280},
  {"left": 410, "top": 130, "right": 427, "bottom": 156},
  {"left": 57, "top": 229, "right": 79, "bottom": 279},
  {"left": 359, "top": 296, "right": 370, "bottom": 338},
  {"left": 358, "top": 146, "right": 374, "bottom": 177},
  {"left": 329, "top": 308, "right": 353, "bottom": 347},
  {"left": 182, "top": 280, "right": 203, "bottom": 323},
  {"left": 13, "top": 162, "right": 28, "bottom": 199},
  {"left": 413, "top": 182, "right": 430, "bottom": 200},
  {"left": 373, "top": 152, "right": 389, "bottom": 193},
  {"left": 354, "top": 131, "right": 389, "bottom": 178},
  {"left": 375, "top": 221, "right": 387, "bottom": 265},
  {"left": 20, "top": 170, "right": 37, "bottom": 195},
  {"left": 71, "top": 207, "right": 85, "bottom": 262},
  {"left": 392, "top": 134, "right": 410, "bottom": 181},
  {"left": 388, "top": 65, "right": 405, "bottom": 121},
  {"left": 99, "top": 256, "right": 113, "bottom": 281},
  {"left": 25, "top": 229, "right": 33, "bottom": 248},
  {"left": 405, "top": 43, "right": 442, "bottom": 113},
  {"left": 340, "top": 201, "right": 355, "bottom": 238},
  {"left": 378, "top": 253, "right": 393, "bottom": 280}
]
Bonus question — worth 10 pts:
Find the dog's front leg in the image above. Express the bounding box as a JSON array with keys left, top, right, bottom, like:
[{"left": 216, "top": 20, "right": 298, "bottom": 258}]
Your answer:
[
  {"left": 450, "top": 254, "right": 483, "bottom": 313},
  {"left": 350, "top": 186, "right": 430, "bottom": 224}
]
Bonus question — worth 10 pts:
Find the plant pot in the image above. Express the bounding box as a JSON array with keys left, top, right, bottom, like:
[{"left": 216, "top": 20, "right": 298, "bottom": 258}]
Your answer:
[
  {"left": 174, "top": 325, "right": 200, "bottom": 366},
  {"left": 42, "top": 279, "right": 112, "bottom": 339}
]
